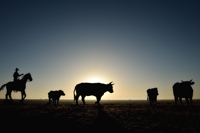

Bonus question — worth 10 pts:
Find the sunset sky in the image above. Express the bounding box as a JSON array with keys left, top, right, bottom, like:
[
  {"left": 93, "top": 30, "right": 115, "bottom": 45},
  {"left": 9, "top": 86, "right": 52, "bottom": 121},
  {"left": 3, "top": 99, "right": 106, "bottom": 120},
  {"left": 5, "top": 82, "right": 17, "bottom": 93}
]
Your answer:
[{"left": 0, "top": 0, "right": 200, "bottom": 100}]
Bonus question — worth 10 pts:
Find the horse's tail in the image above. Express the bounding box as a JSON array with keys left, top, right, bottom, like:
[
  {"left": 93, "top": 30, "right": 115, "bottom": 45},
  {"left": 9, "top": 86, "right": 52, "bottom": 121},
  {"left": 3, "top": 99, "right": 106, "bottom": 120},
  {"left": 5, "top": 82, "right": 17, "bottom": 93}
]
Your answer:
[{"left": 0, "top": 84, "right": 7, "bottom": 91}]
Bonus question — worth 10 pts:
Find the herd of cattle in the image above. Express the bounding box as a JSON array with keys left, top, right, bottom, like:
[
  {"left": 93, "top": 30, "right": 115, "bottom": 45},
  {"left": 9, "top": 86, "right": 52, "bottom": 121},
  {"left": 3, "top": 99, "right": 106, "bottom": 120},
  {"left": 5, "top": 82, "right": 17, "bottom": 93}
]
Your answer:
[{"left": 47, "top": 80, "right": 195, "bottom": 106}]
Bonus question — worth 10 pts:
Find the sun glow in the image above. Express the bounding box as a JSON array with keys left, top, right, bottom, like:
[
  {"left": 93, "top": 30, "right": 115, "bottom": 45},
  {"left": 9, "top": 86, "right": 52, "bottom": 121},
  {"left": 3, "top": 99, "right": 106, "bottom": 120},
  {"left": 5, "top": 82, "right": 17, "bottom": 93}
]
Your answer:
[{"left": 86, "top": 77, "right": 105, "bottom": 83}]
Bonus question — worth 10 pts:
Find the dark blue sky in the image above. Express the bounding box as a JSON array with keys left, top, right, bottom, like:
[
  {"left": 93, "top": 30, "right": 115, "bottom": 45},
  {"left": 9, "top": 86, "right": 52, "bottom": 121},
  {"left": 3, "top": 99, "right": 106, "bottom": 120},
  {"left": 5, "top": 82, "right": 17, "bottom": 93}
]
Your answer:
[{"left": 0, "top": 0, "right": 200, "bottom": 100}]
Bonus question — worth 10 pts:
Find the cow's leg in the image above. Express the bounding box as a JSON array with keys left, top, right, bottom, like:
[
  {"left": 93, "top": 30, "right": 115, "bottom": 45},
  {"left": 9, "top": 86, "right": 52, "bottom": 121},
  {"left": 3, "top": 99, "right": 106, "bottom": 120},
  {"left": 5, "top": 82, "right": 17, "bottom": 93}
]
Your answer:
[
  {"left": 150, "top": 100, "right": 152, "bottom": 106},
  {"left": 155, "top": 97, "right": 157, "bottom": 106},
  {"left": 95, "top": 96, "right": 101, "bottom": 106},
  {"left": 57, "top": 97, "right": 61, "bottom": 106},
  {"left": 75, "top": 95, "right": 80, "bottom": 105},
  {"left": 154, "top": 96, "right": 156, "bottom": 106},
  {"left": 81, "top": 95, "right": 86, "bottom": 105},
  {"left": 185, "top": 98, "right": 189, "bottom": 106},
  {"left": 53, "top": 99, "right": 56, "bottom": 106},
  {"left": 179, "top": 97, "right": 183, "bottom": 106},
  {"left": 57, "top": 98, "right": 59, "bottom": 106},
  {"left": 190, "top": 98, "right": 193, "bottom": 106},
  {"left": 152, "top": 100, "right": 155, "bottom": 106},
  {"left": 174, "top": 96, "right": 178, "bottom": 105},
  {"left": 52, "top": 99, "right": 54, "bottom": 105},
  {"left": 149, "top": 97, "right": 152, "bottom": 106},
  {"left": 149, "top": 100, "right": 151, "bottom": 106},
  {"left": 55, "top": 99, "right": 58, "bottom": 106},
  {"left": 48, "top": 98, "right": 52, "bottom": 104}
]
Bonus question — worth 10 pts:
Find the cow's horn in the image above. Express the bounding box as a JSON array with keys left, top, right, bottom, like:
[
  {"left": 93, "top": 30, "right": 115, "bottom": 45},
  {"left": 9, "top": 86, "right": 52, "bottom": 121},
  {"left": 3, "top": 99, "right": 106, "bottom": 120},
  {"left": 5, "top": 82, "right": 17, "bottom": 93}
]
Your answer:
[
  {"left": 190, "top": 79, "right": 193, "bottom": 82},
  {"left": 109, "top": 81, "right": 114, "bottom": 85}
]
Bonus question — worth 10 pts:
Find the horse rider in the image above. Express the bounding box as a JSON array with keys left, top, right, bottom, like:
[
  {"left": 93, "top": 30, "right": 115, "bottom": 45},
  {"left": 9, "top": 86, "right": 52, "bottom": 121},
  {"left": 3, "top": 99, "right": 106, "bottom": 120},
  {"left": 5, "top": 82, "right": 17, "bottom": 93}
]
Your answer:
[{"left": 13, "top": 68, "right": 23, "bottom": 82}]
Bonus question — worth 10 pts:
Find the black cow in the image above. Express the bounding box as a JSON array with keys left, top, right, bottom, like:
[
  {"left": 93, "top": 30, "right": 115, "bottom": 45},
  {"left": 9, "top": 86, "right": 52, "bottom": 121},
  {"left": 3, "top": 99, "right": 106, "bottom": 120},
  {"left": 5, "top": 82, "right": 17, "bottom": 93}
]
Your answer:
[
  {"left": 73, "top": 82, "right": 114, "bottom": 106},
  {"left": 147, "top": 88, "right": 159, "bottom": 106},
  {"left": 48, "top": 90, "right": 65, "bottom": 106},
  {"left": 173, "top": 79, "right": 194, "bottom": 106}
]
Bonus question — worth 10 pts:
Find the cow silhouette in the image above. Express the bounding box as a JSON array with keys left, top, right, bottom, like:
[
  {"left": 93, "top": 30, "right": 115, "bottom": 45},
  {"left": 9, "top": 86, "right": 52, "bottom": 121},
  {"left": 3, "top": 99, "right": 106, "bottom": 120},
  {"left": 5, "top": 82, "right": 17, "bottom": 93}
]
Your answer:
[
  {"left": 147, "top": 88, "right": 159, "bottom": 106},
  {"left": 173, "top": 79, "right": 194, "bottom": 106},
  {"left": 73, "top": 82, "right": 114, "bottom": 106},
  {"left": 48, "top": 90, "right": 65, "bottom": 106}
]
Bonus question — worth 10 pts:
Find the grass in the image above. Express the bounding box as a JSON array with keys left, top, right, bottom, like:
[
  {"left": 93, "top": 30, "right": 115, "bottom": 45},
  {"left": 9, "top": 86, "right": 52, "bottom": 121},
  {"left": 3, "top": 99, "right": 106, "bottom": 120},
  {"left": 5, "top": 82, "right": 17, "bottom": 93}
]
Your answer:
[{"left": 0, "top": 99, "right": 200, "bottom": 132}]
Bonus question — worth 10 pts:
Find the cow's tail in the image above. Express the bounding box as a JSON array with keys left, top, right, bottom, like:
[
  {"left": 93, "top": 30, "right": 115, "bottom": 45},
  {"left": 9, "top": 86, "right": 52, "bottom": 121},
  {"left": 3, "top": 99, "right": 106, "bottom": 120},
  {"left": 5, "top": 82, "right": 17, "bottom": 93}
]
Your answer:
[
  {"left": 0, "top": 84, "right": 7, "bottom": 91},
  {"left": 73, "top": 87, "right": 76, "bottom": 101}
]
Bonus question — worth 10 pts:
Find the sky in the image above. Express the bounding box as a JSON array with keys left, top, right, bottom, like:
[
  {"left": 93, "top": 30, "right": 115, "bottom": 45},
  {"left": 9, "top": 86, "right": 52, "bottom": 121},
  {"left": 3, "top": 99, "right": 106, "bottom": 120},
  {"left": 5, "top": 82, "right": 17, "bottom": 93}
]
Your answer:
[{"left": 0, "top": 0, "right": 200, "bottom": 100}]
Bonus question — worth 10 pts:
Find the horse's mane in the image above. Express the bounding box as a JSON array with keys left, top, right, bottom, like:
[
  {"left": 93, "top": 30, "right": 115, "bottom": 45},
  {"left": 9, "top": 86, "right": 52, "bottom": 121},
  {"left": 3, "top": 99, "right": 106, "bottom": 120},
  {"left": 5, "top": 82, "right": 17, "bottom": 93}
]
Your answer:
[{"left": 21, "top": 73, "right": 31, "bottom": 80}]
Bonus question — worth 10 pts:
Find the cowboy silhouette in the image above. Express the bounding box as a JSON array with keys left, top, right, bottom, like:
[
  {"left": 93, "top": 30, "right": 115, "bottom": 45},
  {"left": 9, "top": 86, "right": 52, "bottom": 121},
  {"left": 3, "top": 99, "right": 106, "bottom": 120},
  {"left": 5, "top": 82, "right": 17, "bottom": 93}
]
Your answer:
[{"left": 13, "top": 68, "right": 23, "bottom": 82}]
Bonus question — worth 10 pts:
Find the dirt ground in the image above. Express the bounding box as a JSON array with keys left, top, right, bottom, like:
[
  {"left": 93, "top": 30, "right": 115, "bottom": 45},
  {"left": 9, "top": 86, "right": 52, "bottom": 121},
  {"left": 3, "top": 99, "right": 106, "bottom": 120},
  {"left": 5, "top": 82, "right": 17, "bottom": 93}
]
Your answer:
[{"left": 0, "top": 99, "right": 200, "bottom": 132}]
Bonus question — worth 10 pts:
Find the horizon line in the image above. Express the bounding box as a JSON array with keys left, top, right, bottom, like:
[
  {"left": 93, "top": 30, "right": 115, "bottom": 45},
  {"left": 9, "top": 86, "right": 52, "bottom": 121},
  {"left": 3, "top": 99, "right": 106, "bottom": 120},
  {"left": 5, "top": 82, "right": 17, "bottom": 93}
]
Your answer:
[{"left": 1, "top": 98, "right": 200, "bottom": 100}]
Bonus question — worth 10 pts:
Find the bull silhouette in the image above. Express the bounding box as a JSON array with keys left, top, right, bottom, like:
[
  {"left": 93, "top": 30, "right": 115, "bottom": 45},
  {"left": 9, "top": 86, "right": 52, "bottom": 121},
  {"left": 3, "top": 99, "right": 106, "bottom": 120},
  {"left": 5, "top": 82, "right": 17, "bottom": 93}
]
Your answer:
[
  {"left": 147, "top": 88, "right": 159, "bottom": 106},
  {"left": 73, "top": 82, "right": 114, "bottom": 106},
  {"left": 173, "top": 79, "right": 194, "bottom": 106}
]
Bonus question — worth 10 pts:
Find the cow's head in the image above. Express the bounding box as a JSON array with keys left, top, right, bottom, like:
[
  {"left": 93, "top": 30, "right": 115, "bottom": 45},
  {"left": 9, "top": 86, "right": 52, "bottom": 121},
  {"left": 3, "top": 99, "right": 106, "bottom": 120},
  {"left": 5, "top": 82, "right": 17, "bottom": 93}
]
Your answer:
[
  {"left": 59, "top": 90, "right": 65, "bottom": 96},
  {"left": 107, "top": 82, "right": 114, "bottom": 93},
  {"left": 181, "top": 79, "right": 195, "bottom": 86}
]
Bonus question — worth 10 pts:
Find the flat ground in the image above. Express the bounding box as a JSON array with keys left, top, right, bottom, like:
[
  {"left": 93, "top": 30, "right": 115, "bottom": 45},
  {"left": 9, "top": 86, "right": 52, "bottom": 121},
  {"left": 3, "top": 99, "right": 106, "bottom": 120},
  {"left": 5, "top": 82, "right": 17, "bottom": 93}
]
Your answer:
[{"left": 0, "top": 99, "right": 200, "bottom": 132}]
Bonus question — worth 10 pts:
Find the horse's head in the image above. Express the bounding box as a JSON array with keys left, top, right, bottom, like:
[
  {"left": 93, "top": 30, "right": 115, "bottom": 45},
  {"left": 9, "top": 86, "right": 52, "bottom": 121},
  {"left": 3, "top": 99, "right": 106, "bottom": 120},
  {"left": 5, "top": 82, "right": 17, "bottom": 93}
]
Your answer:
[{"left": 23, "top": 73, "right": 33, "bottom": 82}]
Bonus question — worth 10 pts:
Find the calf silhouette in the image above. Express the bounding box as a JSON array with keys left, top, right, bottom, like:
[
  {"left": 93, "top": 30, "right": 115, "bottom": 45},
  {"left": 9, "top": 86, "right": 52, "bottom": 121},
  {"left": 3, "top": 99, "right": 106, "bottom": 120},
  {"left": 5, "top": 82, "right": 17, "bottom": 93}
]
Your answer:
[
  {"left": 48, "top": 90, "right": 65, "bottom": 106},
  {"left": 147, "top": 88, "right": 159, "bottom": 106}
]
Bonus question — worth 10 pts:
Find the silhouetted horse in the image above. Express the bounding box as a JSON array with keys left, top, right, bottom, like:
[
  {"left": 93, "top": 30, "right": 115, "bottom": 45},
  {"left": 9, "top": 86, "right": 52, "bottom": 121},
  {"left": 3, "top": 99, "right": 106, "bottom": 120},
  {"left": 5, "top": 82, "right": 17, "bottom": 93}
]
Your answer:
[
  {"left": 0, "top": 73, "right": 33, "bottom": 103},
  {"left": 147, "top": 88, "right": 159, "bottom": 106},
  {"left": 74, "top": 82, "right": 114, "bottom": 106},
  {"left": 173, "top": 79, "right": 194, "bottom": 106}
]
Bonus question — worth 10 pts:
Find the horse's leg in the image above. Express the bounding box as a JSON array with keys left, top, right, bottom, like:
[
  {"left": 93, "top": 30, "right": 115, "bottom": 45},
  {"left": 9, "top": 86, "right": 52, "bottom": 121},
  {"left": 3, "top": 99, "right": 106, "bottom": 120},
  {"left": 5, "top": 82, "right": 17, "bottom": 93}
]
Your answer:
[
  {"left": 6, "top": 89, "right": 13, "bottom": 101},
  {"left": 23, "top": 91, "right": 26, "bottom": 100},
  {"left": 21, "top": 91, "right": 26, "bottom": 102},
  {"left": 5, "top": 93, "right": 8, "bottom": 100},
  {"left": 8, "top": 93, "right": 13, "bottom": 103},
  {"left": 5, "top": 88, "right": 10, "bottom": 100},
  {"left": 20, "top": 92, "right": 23, "bottom": 102}
]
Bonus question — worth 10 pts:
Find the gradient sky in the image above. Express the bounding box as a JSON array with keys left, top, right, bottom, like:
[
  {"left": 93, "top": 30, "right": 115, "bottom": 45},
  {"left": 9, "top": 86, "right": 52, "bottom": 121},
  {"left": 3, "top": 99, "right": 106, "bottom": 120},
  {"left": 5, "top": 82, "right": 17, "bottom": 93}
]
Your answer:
[{"left": 0, "top": 0, "right": 200, "bottom": 100}]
